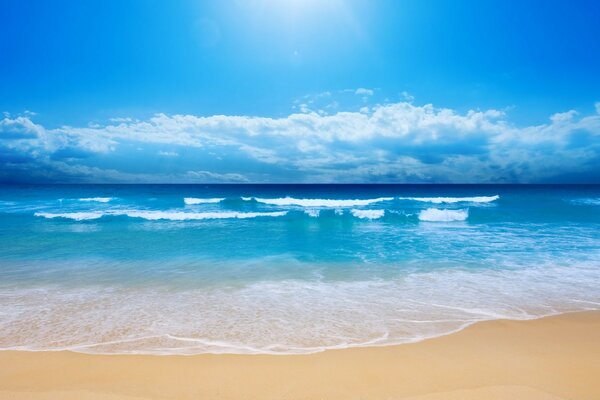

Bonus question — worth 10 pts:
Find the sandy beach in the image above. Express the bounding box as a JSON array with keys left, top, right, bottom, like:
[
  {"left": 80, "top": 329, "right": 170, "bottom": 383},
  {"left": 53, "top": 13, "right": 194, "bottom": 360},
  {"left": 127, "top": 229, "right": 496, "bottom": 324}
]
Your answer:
[{"left": 0, "top": 311, "right": 598, "bottom": 400}]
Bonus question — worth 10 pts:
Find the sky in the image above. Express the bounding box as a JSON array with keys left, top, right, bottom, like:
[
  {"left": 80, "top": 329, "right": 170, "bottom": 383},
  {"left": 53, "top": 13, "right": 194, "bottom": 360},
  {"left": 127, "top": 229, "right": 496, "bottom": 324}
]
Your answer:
[{"left": 1, "top": 0, "right": 599, "bottom": 183}]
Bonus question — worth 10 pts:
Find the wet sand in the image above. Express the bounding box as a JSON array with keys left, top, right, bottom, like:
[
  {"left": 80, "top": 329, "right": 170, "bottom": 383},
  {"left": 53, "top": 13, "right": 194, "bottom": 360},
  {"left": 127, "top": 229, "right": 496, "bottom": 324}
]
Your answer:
[{"left": 1, "top": 311, "right": 599, "bottom": 399}]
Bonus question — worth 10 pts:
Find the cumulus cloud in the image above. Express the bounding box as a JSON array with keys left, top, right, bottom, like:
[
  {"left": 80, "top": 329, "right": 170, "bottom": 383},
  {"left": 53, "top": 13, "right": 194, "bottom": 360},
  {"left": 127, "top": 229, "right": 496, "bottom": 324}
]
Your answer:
[
  {"left": 354, "top": 88, "right": 374, "bottom": 97},
  {"left": 1, "top": 101, "right": 599, "bottom": 183},
  {"left": 550, "top": 110, "right": 578, "bottom": 123}
]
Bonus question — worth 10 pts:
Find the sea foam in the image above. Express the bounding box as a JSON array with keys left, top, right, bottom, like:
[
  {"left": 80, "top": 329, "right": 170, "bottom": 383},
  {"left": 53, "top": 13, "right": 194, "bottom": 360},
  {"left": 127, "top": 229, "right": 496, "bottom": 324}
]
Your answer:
[
  {"left": 34, "top": 211, "right": 105, "bottom": 221},
  {"left": 252, "top": 197, "right": 393, "bottom": 207},
  {"left": 2, "top": 262, "right": 599, "bottom": 355},
  {"left": 78, "top": 197, "right": 114, "bottom": 203},
  {"left": 571, "top": 198, "right": 600, "bottom": 206},
  {"left": 351, "top": 209, "right": 385, "bottom": 219},
  {"left": 418, "top": 208, "right": 468, "bottom": 222},
  {"left": 184, "top": 197, "right": 225, "bottom": 205},
  {"left": 304, "top": 209, "right": 320, "bottom": 218},
  {"left": 399, "top": 195, "right": 499, "bottom": 204},
  {"left": 35, "top": 210, "right": 288, "bottom": 221}
]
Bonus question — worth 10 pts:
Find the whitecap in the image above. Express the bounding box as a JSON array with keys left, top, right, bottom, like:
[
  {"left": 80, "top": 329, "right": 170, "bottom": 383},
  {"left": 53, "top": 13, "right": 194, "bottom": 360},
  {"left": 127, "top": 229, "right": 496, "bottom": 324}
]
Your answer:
[
  {"left": 78, "top": 197, "right": 114, "bottom": 203},
  {"left": 571, "top": 198, "right": 600, "bottom": 206},
  {"left": 304, "top": 209, "right": 320, "bottom": 218},
  {"left": 399, "top": 195, "right": 499, "bottom": 204},
  {"left": 183, "top": 197, "right": 225, "bottom": 205},
  {"left": 418, "top": 208, "right": 468, "bottom": 222},
  {"left": 350, "top": 209, "right": 385, "bottom": 219},
  {"left": 254, "top": 197, "right": 393, "bottom": 207},
  {"left": 123, "top": 210, "right": 287, "bottom": 220},
  {"left": 35, "top": 210, "right": 288, "bottom": 221},
  {"left": 35, "top": 212, "right": 105, "bottom": 221}
]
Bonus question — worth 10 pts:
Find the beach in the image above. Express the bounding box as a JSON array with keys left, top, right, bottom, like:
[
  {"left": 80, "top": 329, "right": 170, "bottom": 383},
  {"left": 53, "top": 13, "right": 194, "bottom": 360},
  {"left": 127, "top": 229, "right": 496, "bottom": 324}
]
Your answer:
[{"left": 1, "top": 311, "right": 599, "bottom": 400}]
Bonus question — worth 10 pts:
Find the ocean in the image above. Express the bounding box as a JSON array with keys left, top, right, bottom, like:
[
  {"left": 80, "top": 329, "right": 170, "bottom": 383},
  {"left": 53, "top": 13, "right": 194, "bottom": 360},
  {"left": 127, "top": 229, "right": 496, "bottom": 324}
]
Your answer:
[{"left": 1, "top": 184, "right": 599, "bottom": 354}]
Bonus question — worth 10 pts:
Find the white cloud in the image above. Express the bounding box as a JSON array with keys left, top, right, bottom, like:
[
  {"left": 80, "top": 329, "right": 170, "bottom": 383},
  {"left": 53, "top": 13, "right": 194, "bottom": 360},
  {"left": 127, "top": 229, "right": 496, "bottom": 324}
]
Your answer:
[
  {"left": 1, "top": 101, "right": 599, "bottom": 183},
  {"left": 158, "top": 151, "right": 179, "bottom": 157},
  {"left": 185, "top": 170, "right": 248, "bottom": 182},
  {"left": 355, "top": 88, "right": 374, "bottom": 96},
  {"left": 400, "top": 91, "right": 415, "bottom": 102},
  {"left": 550, "top": 110, "right": 578, "bottom": 123}
]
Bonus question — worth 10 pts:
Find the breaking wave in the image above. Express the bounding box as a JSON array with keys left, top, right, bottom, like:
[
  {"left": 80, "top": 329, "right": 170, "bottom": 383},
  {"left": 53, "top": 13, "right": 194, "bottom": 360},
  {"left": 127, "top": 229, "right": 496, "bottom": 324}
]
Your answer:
[
  {"left": 350, "top": 209, "right": 385, "bottom": 219},
  {"left": 252, "top": 197, "right": 394, "bottom": 207},
  {"left": 184, "top": 197, "right": 226, "bottom": 205},
  {"left": 418, "top": 208, "right": 469, "bottom": 222},
  {"left": 35, "top": 210, "right": 288, "bottom": 221},
  {"left": 77, "top": 197, "right": 114, "bottom": 203},
  {"left": 399, "top": 195, "right": 499, "bottom": 204}
]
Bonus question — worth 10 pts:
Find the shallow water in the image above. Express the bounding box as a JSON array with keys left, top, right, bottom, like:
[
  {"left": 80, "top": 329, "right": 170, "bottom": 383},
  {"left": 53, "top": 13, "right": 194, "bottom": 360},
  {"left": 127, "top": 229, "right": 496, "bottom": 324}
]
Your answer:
[{"left": 1, "top": 184, "right": 599, "bottom": 354}]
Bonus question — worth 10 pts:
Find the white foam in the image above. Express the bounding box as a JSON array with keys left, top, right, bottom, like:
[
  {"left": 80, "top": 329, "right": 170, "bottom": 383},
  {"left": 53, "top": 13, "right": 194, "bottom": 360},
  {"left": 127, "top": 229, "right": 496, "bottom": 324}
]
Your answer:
[
  {"left": 1, "top": 262, "right": 599, "bottom": 355},
  {"left": 123, "top": 210, "right": 287, "bottom": 220},
  {"left": 418, "top": 208, "right": 468, "bottom": 222},
  {"left": 399, "top": 195, "right": 499, "bottom": 204},
  {"left": 183, "top": 197, "right": 225, "bottom": 205},
  {"left": 34, "top": 212, "right": 105, "bottom": 221},
  {"left": 78, "top": 197, "right": 114, "bottom": 203},
  {"left": 571, "top": 198, "right": 600, "bottom": 206},
  {"left": 254, "top": 197, "right": 393, "bottom": 207},
  {"left": 35, "top": 210, "right": 288, "bottom": 221},
  {"left": 304, "top": 209, "right": 320, "bottom": 218},
  {"left": 351, "top": 209, "right": 385, "bottom": 219}
]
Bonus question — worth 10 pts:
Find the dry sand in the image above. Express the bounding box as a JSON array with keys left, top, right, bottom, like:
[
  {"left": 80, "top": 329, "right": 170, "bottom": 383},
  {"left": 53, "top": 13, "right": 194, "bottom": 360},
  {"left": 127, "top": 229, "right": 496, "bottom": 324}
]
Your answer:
[{"left": 1, "top": 311, "right": 599, "bottom": 400}]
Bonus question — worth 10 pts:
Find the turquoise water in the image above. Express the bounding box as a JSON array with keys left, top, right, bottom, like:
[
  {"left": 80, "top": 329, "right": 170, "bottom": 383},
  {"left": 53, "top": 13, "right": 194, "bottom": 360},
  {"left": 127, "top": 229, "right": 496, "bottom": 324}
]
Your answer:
[{"left": 1, "top": 184, "right": 599, "bottom": 354}]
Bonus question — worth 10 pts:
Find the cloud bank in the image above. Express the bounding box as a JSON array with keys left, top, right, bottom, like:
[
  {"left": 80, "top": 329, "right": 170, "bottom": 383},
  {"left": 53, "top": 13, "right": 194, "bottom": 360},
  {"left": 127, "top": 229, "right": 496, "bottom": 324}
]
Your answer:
[{"left": 1, "top": 101, "right": 599, "bottom": 183}]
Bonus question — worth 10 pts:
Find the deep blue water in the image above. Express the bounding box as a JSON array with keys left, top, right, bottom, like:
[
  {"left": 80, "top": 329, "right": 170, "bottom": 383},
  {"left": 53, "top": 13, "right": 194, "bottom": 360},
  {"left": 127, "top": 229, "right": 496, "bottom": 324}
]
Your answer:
[{"left": 1, "top": 184, "right": 599, "bottom": 354}]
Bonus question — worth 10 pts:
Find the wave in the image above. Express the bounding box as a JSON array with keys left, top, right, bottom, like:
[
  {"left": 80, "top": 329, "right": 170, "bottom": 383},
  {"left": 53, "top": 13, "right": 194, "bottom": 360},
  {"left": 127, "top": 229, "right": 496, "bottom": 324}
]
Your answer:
[
  {"left": 252, "top": 197, "right": 394, "bottom": 207},
  {"left": 78, "top": 197, "right": 114, "bottom": 203},
  {"left": 35, "top": 210, "right": 288, "bottom": 221},
  {"left": 418, "top": 208, "right": 468, "bottom": 222},
  {"left": 2, "top": 262, "right": 599, "bottom": 355},
  {"left": 399, "top": 195, "right": 499, "bottom": 204},
  {"left": 184, "top": 197, "right": 225, "bottom": 205},
  {"left": 34, "top": 212, "right": 105, "bottom": 221},
  {"left": 571, "top": 198, "right": 600, "bottom": 206},
  {"left": 351, "top": 209, "right": 385, "bottom": 219},
  {"left": 304, "top": 209, "right": 320, "bottom": 218}
]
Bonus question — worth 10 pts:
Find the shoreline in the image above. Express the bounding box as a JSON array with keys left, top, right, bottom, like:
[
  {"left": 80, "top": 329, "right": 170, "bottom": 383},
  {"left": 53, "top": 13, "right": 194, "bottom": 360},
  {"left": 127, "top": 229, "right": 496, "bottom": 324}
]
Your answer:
[
  {"left": 0, "top": 309, "right": 590, "bottom": 356},
  {"left": 1, "top": 311, "right": 599, "bottom": 399}
]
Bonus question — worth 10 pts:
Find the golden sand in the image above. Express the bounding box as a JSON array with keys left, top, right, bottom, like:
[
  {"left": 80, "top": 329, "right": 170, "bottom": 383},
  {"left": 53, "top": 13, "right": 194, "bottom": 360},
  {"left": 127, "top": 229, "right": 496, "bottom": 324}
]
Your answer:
[{"left": 1, "top": 311, "right": 599, "bottom": 400}]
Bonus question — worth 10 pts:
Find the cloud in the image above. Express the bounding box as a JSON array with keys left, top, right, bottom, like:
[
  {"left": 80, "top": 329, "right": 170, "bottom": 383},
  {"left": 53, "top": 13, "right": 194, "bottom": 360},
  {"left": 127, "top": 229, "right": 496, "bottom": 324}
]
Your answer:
[
  {"left": 550, "top": 110, "right": 578, "bottom": 123},
  {"left": 354, "top": 88, "right": 374, "bottom": 97},
  {"left": 158, "top": 151, "right": 179, "bottom": 157},
  {"left": 184, "top": 170, "right": 248, "bottom": 182},
  {"left": 1, "top": 101, "right": 599, "bottom": 183}
]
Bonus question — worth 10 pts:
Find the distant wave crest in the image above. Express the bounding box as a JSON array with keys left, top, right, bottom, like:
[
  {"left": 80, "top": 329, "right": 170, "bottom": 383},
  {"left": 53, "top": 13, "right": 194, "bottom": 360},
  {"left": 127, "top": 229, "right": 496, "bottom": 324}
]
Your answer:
[
  {"left": 252, "top": 197, "right": 393, "bottom": 207},
  {"left": 571, "top": 198, "right": 600, "bottom": 206},
  {"left": 399, "top": 195, "right": 499, "bottom": 204},
  {"left": 78, "top": 197, "right": 114, "bottom": 203},
  {"left": 184, "top": 197, "right": 225, "bottom": 205},
  {"left": 35, "top": 212, "right": 105, "bottom": 221},
  {"left": 351, "top": 209, "right": 385, "bottom": 219},
  {"left": 418, "top": 208, "right": 468, "bottom": 222},
  {"left": 35, "top": 210, "right": 288, "bottom": 221}
]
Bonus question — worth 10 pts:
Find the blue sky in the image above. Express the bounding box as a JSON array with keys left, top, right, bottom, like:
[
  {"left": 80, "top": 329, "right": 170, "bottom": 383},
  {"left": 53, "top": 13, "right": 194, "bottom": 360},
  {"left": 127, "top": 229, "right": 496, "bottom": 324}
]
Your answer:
[{"left": 1, "top": 0, "right": 599, "bottom": 183}]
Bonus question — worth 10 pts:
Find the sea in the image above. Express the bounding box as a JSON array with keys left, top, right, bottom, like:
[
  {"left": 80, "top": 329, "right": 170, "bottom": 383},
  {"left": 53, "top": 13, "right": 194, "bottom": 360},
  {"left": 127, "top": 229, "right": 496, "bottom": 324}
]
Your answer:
[{"left": 1, "top": 184, "right": 599, "bottom": 354}]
